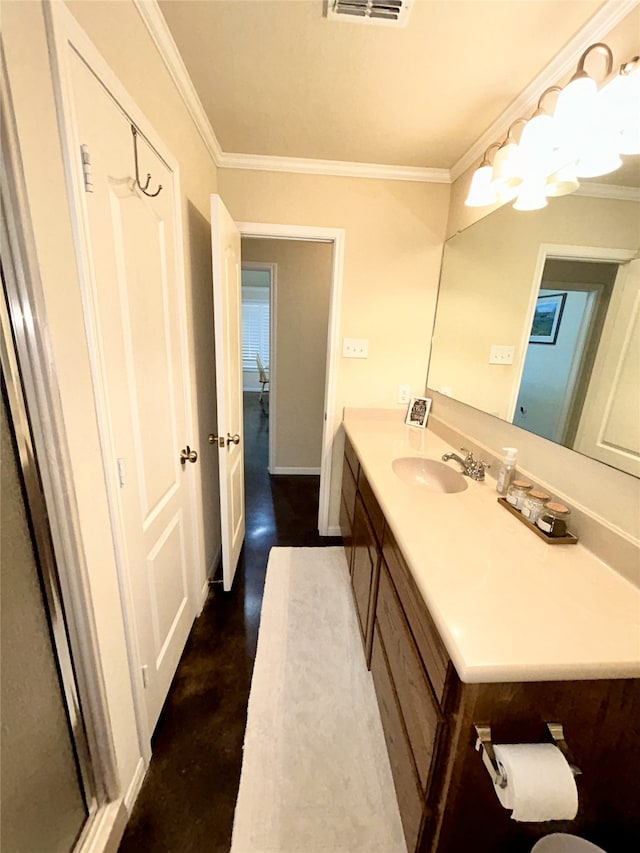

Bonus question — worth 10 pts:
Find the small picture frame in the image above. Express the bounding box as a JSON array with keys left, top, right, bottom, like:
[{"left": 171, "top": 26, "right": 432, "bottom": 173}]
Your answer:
[
  {"left": 405, "top": 396, "right": 432, "bottom": 429},
  {"left": 529, "top": 293, "right": 567, "bottom": 345}
]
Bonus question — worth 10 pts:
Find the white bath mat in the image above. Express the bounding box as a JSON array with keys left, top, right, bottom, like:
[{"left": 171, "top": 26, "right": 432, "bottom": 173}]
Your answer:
[{"left": 231, "top": 547, "right": 406, "bottom": 853}]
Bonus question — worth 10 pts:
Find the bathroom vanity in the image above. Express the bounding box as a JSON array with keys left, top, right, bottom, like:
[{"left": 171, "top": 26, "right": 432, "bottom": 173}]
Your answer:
[{"left": 340, "top": 410, "right": 640, "bottom": 853}]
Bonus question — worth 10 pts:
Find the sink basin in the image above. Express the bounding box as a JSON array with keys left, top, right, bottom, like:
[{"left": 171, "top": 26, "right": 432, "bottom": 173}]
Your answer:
[{"left": 392, "top": 457, "right": 468, "bottom": 493}]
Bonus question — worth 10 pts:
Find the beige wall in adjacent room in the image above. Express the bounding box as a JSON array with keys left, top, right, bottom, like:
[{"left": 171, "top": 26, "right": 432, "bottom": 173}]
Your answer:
[
  {"left": 243, "top": 239, "right": 332, "bottom": 472},
  {"left": 2, "top": 0, "right": 220, "bottom": 800},
  {"left": 221, "top": 169, "right": 450, "bottom": 526}
]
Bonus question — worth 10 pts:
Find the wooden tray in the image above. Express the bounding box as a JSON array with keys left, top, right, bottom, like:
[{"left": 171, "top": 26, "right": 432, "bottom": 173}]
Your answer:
[{"left": 497, "top": 497, "right": 578, "bottom": 545}]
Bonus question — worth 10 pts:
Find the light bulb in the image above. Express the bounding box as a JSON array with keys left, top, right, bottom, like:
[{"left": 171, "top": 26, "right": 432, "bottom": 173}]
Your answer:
[
  {"left": 517, "top": 114, "right": 556, "bottom": 179},
  {"left": 576, "top": 130, "right": 622, "bottom": 177},
  {"left": 554, "top": 76, "right": 599, "bottom": 162},
  {"left": 465, "top": 164, "right": 497, "bottom": 207},
  {"left": 513, "top": 179, "right": 548, "bottom": 211},
  {"left": 546, "top": 163, "right": 579, "bottom": 197},
  {"left": 491, "top": 142, "right": 523, "bottom": 197}
]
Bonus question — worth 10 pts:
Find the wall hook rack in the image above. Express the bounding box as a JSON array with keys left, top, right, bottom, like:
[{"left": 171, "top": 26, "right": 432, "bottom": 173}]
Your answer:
[
  {"left": 474, "top": 722, "right": 582, "bottom": 789},
  {"left": 131, "top": 125, "right": 162, "bottom": 197}
]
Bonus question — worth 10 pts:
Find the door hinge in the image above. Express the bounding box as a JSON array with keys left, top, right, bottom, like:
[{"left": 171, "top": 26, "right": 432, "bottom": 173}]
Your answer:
[
  {"left": 80, "top": 144, "right": 94, "bottom": 193},
  {"left": 141, "top": 664, "right": 149, "bottom": 689}
]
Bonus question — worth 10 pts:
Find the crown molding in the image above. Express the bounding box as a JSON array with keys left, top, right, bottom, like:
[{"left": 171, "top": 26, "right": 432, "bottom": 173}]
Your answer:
[
  {"left": 133, "top": 0, "right": 223, "bottom": 164},
  {"left": 449, "top": 0, "right": 640, "bottom": 183},
  {"left": 133, "top": 0, "right": 449, "bottom": 183},
  {"left": 575, "top": 182, "right": 640, "bottom": 201},
  {"left": 135, "top": 0, "right": 637, "bottom": 188},
  {"left": 217, "top": 151, "right": 449, "bottom": 183}
]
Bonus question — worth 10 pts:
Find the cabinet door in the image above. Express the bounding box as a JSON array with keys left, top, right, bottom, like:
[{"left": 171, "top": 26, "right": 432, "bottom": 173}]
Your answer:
[
  {"left": 351, "top": 494, "right": 379, "bottom": 661},
  {"left": 371, "top": 626, "right": 425, "bottom": 853},
  {"left": 377, "top": 561, "right": 442, "bottom": 792},
  {"left": 340, "top": 450, "right": 357, "bottom": 571}
]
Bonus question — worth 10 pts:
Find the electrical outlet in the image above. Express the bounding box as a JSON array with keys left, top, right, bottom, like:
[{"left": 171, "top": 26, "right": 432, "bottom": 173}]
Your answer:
[
  {"left": 398, "top": 385, "right": 411, "bottom": 403},
  {"left": 342, "top": 338, "right": 368, "bottom": 358},
  {"left": 489, "top": 345, "right": 515, "bottom": 365}
]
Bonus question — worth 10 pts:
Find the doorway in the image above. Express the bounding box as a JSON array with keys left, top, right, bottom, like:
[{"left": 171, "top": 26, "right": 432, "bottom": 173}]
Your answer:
[
  {"left": 513, "top": 258, "right": 618, "bottom": 445},
  {"left": 241, "top": 262, "right": 275, "bottom": 469},
  {"left": 237, "top": 224, "right": 345, "bottom": 537},
  {"left": 241, "top": 239, "right": 333, "bottom": 482}
]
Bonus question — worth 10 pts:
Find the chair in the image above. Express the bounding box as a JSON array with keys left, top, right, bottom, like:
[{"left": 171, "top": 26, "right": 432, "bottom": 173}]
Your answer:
[{"left": 256, "top": 353, "right": 269, "bottom": 401}]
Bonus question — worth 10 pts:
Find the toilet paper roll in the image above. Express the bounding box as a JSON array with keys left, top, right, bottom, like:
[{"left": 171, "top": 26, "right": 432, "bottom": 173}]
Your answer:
[{"left": 493, "top": 743, "right": 578, "bottom": 822}]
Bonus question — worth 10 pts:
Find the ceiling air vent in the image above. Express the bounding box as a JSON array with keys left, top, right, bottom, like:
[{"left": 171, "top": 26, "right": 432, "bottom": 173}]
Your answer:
[{"left": 325, "top": 0, "right": 413, "bottom": 27}]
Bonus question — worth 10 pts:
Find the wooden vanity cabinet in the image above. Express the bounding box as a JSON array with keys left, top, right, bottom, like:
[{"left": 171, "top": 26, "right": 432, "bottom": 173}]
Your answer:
[
  {"left": 341, "top": 439, "right": 640, "bottom": 853},
  {"left": 339, "top": 437, "right": 358, "bottom": 569},
  {"left": 340, "top": 436, "right": 384, "bottom": 663}
]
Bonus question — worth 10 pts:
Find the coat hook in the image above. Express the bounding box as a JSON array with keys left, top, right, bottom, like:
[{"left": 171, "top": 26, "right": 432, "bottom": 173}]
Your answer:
[{"left": 131, "top": 125, "right": 162, "bottom": 198}]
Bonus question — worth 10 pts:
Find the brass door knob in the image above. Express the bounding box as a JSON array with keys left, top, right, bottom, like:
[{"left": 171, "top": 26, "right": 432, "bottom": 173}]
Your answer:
[
  {"left": 208, "top": 434, "right": 224, "bottom": 448},
  {"left": 226, "top": 433, "right": 241, "bottom": 446},
  {"left": 180, "top": 446, "right": 198, "bottom": 464}
]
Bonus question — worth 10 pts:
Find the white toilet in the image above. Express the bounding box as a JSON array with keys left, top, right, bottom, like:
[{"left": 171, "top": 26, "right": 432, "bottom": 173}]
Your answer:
[{"left": 531, "top": 834, "right": 606, "bottom": 852}]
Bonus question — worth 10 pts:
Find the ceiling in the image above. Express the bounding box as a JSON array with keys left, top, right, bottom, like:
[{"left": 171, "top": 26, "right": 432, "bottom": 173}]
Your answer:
[{"left": 157, "top": 0, "right": 639, "bottom": 184}]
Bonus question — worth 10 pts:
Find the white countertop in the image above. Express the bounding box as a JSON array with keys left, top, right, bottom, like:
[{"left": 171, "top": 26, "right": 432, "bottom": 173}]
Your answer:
[{"left": 343, "top": 410, "right": 640, "bottom": 683}]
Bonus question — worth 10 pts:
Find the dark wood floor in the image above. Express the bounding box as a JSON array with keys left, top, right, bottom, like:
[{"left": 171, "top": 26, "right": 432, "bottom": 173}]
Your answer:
[{"left": 118, "top": 393, "right": 341, "bottom": 852}]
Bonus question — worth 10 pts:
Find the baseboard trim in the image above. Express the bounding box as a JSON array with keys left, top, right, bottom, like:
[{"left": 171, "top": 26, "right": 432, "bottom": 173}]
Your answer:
[
  {"left": 270, "top": 466, "right": 321, "bottom": 475},
  {"left": 77, "top": 755, "right": 145, "bottom": 853},
  {"left": 124, "top": 756, "right": 146, "bottom": 813},
  {"left": 76, "top": 800, "right": 128, "bottom": 853},
  {"left": 324, "top": 525, "right": 342, "bottom": 537},
  {"left": 200, "top": 545, "right": 222, "bottom": 608}
]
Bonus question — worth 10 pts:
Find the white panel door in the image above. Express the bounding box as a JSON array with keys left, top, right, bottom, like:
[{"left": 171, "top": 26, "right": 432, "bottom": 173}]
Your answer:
[
  {"left": 211, "top": 195, "right": 245, "bottom": 590},
  {"left": 574, "top": 259, "right": 640, "bottom": 477},
  {"left": 69, "top": 54, "right": 198, "bottom": 733}
]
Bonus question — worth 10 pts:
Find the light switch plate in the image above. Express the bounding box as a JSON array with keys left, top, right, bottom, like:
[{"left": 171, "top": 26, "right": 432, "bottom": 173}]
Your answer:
[
  {"left": 343, "top": 337, "right": 368, "bottom": 358},
  {"left": 489, "top": 345, "right": 515, "bottom": 365}
]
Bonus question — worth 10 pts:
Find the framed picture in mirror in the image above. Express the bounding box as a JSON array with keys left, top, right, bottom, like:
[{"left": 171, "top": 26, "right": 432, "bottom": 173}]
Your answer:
[{"left": 530, "top": 292, "right": 567, "bottom": 345}]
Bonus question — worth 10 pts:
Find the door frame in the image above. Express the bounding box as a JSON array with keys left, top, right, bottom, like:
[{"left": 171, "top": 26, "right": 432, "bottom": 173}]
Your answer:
[
  {"left": 508, "top": 242, "right": 637, "bottom": 424},
  {"left": 241, "top": 260, "right": 277, "bottom": 472},
  {"left": 45, "top": 2, "right": 206, "bottom": 757},
  {"left": 237, "top": 223, "right": 345, "bottom": 536}
]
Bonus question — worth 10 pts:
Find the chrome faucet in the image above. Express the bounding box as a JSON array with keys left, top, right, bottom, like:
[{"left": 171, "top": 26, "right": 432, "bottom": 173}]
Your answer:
[{"left": 442, "top": 447, "right": 490, "bottom": 481}]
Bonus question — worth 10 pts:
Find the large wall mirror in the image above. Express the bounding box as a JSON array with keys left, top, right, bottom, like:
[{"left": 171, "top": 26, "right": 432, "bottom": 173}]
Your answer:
[{"left": 427, "top": 183, "right": 639, "bottom": 478}]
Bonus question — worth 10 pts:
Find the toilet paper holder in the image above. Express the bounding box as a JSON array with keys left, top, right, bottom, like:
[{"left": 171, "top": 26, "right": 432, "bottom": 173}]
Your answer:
[{"left": 474, "top": 723, "right": 582, "bottom": 789}]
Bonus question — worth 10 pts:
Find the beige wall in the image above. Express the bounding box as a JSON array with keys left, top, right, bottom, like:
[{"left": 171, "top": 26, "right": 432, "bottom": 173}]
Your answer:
[
  {"left": 2, "top": 0, "right": 220, "bottom": 807},
  {"left": 220, "top": 169, "right": 450, "bottom": 525},
  {"left": 242, "top": 238, "right": 332, "bottom": 471}
]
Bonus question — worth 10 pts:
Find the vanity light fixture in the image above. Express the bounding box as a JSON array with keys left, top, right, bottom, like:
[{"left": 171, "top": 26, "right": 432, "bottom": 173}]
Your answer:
[
  {"left": 600, "top": 55, "right": 640, "bottom": 155},
  {"left": 464, "top": 143, "right": 501, "bottom": 207},
  {"left": 491, "top": 119, "right": 527, "bottom": 201},
  {"left": 464, "top": 42, "right": 640, "bottom": 211}
]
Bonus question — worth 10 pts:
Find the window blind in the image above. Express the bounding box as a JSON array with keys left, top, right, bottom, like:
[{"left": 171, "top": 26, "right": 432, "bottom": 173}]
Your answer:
[{"left": 242, "top": 300, "right": 270, "bottom": 371}]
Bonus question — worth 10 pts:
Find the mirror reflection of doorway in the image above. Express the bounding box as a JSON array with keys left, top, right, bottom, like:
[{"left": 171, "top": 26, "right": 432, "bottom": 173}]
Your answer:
[{"left": 514, "top": 258, "right": 618, "bottom": 445}]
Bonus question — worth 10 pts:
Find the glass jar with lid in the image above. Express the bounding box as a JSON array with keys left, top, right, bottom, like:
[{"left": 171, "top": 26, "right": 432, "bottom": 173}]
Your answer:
[
  {"left": 521, "top": 489, "right": 551, "bottom": 524},
  {"left": 536, "top": 502, "right": 571, "bottom": 537},
  {"left": 506, "top": 479, "right": 532, "bottom": 509}
]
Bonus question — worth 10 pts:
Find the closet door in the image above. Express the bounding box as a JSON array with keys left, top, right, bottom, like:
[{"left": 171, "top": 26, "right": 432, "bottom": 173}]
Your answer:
[{"left": 67, "top": 52, "right": 199, "bottom": 734}]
